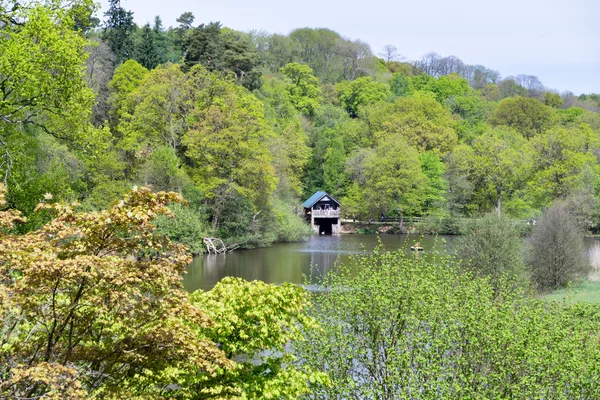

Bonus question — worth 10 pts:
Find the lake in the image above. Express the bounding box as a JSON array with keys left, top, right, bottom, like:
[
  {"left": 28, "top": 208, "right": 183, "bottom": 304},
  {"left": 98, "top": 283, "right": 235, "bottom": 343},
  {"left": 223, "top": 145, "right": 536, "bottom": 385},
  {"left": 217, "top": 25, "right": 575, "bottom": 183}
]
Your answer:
[
  {"left": 183, "top": 234, "right": 461, "bottom": 292},
  {"left": 183, "top": 234, "right": 600, "bottom": 293}
]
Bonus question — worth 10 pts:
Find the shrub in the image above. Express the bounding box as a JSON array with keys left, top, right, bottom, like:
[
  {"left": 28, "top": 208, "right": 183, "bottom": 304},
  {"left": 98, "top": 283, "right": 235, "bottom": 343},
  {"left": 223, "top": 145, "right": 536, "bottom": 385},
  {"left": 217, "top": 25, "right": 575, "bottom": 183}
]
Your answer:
[
  {"left": 155, "top": 202, "right": 209, "bottom": 255},
  {"left": 527, "top": 203, "right": 591, "bottom": 290},
  {"left": 456, "top": 212, "right": 526, "bottom": 286},
  {"left": 272, "top": 199, "right": 313, "bottom": 242},
  {"left": 299, "top": 248, "right": 600, "bottom": 398}
]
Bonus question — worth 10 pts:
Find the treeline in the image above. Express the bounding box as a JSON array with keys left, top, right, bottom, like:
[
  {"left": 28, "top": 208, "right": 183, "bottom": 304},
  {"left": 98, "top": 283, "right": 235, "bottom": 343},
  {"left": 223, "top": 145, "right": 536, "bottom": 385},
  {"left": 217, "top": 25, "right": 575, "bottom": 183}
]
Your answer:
[{"left": 2, "top": 0, "right": 600, "bottom": 252}]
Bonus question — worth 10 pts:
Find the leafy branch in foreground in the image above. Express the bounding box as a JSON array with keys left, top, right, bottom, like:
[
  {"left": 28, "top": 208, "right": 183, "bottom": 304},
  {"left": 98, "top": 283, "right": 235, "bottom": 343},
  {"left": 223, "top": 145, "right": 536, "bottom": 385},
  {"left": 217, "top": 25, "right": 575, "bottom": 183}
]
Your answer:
[
  {"left": 0, "top": 185, "right": 230, "bottom": 399},
  {"left": 299, "top": 247, "right": 600, "bottom": 399},
  {"left": 0, "top": 184, "right": 325, "bottom": 399}
]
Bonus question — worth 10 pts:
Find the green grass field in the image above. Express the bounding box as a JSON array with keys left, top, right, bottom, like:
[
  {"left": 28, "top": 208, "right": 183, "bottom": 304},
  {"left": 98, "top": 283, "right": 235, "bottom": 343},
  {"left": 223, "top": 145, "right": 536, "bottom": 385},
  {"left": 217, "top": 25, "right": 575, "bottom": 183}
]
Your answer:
[{"left": 544, "top": 280, "right": 600, "bottom": 304}]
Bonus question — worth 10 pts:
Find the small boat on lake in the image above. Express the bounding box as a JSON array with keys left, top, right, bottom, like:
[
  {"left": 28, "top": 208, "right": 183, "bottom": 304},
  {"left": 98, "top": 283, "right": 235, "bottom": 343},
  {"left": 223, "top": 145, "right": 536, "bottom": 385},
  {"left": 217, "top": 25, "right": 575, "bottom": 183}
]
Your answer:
[{"left": 411, "top": 242, "right": 424, "bottom": 251}]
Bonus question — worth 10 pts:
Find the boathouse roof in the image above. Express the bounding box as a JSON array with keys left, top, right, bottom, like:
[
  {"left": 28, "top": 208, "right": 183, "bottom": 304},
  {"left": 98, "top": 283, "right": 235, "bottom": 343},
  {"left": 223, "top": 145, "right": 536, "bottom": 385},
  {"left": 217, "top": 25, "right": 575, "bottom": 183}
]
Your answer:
[{"left": 302, "top": 191, "right": 340, "bottom": 208}]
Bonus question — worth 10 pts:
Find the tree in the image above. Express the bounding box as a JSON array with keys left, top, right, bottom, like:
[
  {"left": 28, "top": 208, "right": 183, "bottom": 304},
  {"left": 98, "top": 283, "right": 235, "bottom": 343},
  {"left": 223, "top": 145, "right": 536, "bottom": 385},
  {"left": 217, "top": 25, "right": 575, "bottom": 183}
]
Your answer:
[
  {"left": 338, "top": 76, "right": 390, "bottom": 117},
  {"left": 139, "top": 146, "right": 190, "bottom": 192},
  {"left": 467, "top": 128, "right": 531, "bottom": 214},
  {"left": 190, "top": 278, "right": 328, "bottom": 398},
  {"left": 280, "top": 62, "right": 323, "bottom": 117},
  {"left": 102, "top": 0, "right": 136, "bottom": 65},
  {"left": 379, "top": 44, "right": 401, "bottom": 64},
  {"left": 527, "top": 203, "right": 591, "bottom": 290},
  {"left": 174, "top": 11, "right": 195, "bottom": 52},
  {"left": 85, "top": 38, "right": 116, "bottom": 125},
  {"left": 497, "top": 77, "right": 527, "bottom": 99},
  {"left": 544, "top": 91, "right": 563, "bottom": 108},
  {"left": 444, "top": 145, "right": 475, "bottom": 216},
  {"left": 527, "top": 126, "right": 598, "bottom": 208},
  {"left": 182, "top": 66, "right": 277, "bottom": 226},
  {"left": 323, "top": 137, "right": 347, "bottom": 198},
  {"left": 457, "top": 212, "right": 526, "bottom": 287},
  {"left": 361, "top": 136, "right": 428, "bottom": 216},
  {"left": 489, "top": 96, "right": 554, "bottom": 139},
  {"left": 516, "top": 74, "right": 544, "bottom": 98},
  {"left": 256, "top": 76, "right": 310, "bottom": 197},
  {"left": 419, "top": 151, "right": 447, "bottom": 213},
  {"left": 135, "top": 23, "right": 160, "bottom": 69},
  {"left": 426, "top": 73, "right": 470, "bottom": 103},
  {"left": 367, "top": 92, "right": 457, "bottom": 153},
  {"left": 184, "top": 21, "right": 223, "bottom": 69},
  {"left": 117, "top": 63, "right": 194, "bottom": 158},
  {"left": 176, "top": 11, "right": 195, "bottom": 28},
  {"left": 0, "top": 5, "right": 94, "bottom": 143},
  {"left": 107, "top": 59, "right": 149, "bottom": 129},
  {"left": 300, "top": 248, "right": 600, "bottom": 398},
  {"left": 185, "top": 24, "right": 262, "bottom": 89},
  {"left": 389, "top": 72, "right": 411, "bottom": 97},
  {"left": 0, "top": 186, "right": 231, "bottom": 398}
]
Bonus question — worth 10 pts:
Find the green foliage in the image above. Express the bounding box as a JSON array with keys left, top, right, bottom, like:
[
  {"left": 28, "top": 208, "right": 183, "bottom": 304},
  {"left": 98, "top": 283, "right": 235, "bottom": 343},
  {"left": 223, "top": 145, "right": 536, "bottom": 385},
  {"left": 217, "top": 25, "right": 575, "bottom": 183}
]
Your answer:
[
  {"left": 361, "top": 136, "right": 428, "bottom": 216},
  {"left": 280, "top": 62, "right": 322, "bottom": 117},
  {"left": 419, "top": 151, "right": 448, "bottom": 213},
  {"left": 426, "top": 73, "right": 471, "bottom": 102},
  {"left": 527, "top": 203, "right": 591, "bottom": 291},
  {"left": 389, "top": 72, "right": 411, "bottom": 97},
  {"left": 190, "top": 278, "right": 329, "bottom": 398},
  {"left": 368, "top": 92, "right": 457, "bottom": 153},
  {"left": 185, "top": 23, "right": 262, "bottom": 89},
  {"left": 467, "top": 128, "right": 531, "bottom": 213},
  {"left": 490, "top": 96, "right": 554, "bottom": 139},
  {"left": 155, "top": 202, "right": 208, "bottom": 255},
  {"left": 323, "top": 137, "right": 347, "bottom": 197},
  {"left": 80, "top": 180, "right": 131, "bottom": 211},
  {"left": 182, "top": 66, "right": 276, "bottom": 212},
  {"left": 102, "top": 0, "right": 136, "bottom": 65},
  {"left": 134, "top": 23, "right": 160, "bottom": 69},
  {"left": 139, "top": 146, "right": 190, "bottom": 192},
  {"left": 338, "top": 76, "right": 390, "bottom": 117},
  {"left": 457, "top": 212, "right": 526, "bottom": 286},
  {"left": 107, "top": 59, "right": 149, "bottom": 128},
  {"left": 257, "top": 76, "right": 310, "bottom": 197},
  {"left": 299, "top": 248, "right": 600, "bottom": 398},
  {"left": 544, "top": 91, "right": 564, "bottom": 108},
  {"left": 271, "top": 199, "right": 313, "bottom": 242},
  {"left": 3, "top": 127, "right": 83, "bottom": 232},
  {"left": 527, "top": 126, "right": 598, "bottom": 207},
  {"left": 0, "top": 4, "right": 94, "bottom": 137},
  {"left": 0, "top": 188, "right": 232, "bottom": 398}
]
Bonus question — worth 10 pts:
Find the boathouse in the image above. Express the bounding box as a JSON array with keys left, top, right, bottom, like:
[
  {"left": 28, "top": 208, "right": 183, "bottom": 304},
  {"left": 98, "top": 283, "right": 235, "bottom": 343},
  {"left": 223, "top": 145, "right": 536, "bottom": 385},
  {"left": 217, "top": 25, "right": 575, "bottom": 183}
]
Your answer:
[{"left": 303, "top": 191, "right": 341, "bottom": 235}]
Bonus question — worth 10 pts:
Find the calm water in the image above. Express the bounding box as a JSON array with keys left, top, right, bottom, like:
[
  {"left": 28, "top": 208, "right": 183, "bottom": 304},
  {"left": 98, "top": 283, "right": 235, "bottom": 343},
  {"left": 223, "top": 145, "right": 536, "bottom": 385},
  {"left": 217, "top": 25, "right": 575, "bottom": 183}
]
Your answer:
[
  {"left": 183, "top": 234, "right": 600, "bottom": 293},
  {"left": 183, "top": 234, "right": 458, "bottom": 292}
]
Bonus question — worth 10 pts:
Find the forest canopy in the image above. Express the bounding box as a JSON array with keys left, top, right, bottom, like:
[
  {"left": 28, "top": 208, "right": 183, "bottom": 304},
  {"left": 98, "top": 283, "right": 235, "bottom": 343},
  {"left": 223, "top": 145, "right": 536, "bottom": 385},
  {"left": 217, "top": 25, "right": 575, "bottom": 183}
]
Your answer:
[{"left": 1, "top": 0, "right": 599, "bottom": 247}]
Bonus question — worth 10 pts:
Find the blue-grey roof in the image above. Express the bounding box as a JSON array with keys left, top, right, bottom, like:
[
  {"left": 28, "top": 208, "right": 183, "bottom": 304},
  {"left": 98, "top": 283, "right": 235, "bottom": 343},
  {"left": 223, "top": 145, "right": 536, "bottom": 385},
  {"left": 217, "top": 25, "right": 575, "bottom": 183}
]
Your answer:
[{"left": 302, "top": 191, "right": 340, "bottom": 208}]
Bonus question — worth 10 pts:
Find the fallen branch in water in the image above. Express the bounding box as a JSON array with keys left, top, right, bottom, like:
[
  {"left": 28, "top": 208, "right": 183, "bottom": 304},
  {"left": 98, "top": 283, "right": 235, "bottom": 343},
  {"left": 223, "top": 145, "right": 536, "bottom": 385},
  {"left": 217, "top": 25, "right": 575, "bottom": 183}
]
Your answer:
[{"left": 203, "top": 238, "right": 244, "bottom": 254}]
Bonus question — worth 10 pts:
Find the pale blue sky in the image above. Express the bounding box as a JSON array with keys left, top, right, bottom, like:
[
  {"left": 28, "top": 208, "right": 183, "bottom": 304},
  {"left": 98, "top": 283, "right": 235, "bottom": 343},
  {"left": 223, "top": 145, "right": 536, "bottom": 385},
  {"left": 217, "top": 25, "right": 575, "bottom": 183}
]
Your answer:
[{"left": 99, "top": 0, "right": 600, "bottom": 94}]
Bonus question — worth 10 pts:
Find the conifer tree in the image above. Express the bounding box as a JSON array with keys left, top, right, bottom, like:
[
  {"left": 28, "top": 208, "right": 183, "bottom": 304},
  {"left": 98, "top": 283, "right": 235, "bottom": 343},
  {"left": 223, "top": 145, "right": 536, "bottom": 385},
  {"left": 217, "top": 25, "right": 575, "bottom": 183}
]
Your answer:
[{"left": 102, "top": 0, "right": 136, "bottom": 65}]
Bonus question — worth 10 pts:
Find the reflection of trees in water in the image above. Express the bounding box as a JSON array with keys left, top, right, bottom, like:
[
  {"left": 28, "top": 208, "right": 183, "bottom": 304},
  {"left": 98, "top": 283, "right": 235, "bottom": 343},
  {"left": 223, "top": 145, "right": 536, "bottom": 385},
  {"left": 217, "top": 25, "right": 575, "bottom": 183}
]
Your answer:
[
  {"left": 309, "top": 250, "right": 342, "bottom": 284},
  {"left": 203, "top": 254, "right": 228, "bottom": 274},
  {"left": 588, "top": 242, "right": 600, "bottom": 281}
]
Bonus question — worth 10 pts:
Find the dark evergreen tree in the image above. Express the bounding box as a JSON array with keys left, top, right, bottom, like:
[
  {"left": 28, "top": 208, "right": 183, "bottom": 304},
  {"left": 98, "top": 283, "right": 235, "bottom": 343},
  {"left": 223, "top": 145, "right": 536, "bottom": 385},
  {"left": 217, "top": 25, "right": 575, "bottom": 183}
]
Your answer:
[
  {"left": 174, "top": 12, "right": 195, "bottom": 54},
  {"left": 102, "top": 0, "right": 136, "bottom": 65},
  {"left": 152, "top": 16, "right": 170, "bottom": 64},
  {"left": 184, "top": 22, "right": 262, "bottom": 89},
  {"left": 184, "top": 22, "right": 223, "bottom": 71},
  {"left": 135, "top": 24, "right": 159, "bottom": 69}
]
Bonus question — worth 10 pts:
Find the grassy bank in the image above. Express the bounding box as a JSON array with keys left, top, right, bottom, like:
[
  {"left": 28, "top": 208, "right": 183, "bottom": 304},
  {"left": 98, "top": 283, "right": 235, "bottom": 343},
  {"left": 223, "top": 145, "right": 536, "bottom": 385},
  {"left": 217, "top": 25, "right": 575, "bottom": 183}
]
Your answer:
[{"left": 544, "top": 280, "right": 600, "bottom": 304}]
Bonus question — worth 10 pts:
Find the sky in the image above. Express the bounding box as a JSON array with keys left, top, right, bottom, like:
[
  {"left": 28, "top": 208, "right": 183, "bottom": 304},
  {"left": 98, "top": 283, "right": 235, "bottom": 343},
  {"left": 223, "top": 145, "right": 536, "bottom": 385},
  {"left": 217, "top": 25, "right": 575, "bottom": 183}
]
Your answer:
[{"left": 98, "top": 0, "right": 600, "bottom": 95}]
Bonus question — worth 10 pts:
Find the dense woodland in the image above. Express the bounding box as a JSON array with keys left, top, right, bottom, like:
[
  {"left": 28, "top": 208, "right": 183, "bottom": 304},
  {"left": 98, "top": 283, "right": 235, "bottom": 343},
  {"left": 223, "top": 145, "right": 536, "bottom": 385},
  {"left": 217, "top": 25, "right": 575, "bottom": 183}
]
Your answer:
[
  {"left": 2, "top": 0, "right": 600, "bottom": 249},
  {"left": 3, "top": 1, "right": 600, "bottom": 398}
]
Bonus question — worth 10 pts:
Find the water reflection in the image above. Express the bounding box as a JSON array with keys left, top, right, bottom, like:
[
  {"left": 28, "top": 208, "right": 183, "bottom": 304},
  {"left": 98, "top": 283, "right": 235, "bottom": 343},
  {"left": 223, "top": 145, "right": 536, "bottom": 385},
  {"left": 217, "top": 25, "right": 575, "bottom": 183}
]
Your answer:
[
  {"left": 183, "top": 234, "right": 457, "bottom": 292},
  {"left": 183, "top": 234, "right": 600, "bottom": 293}
]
